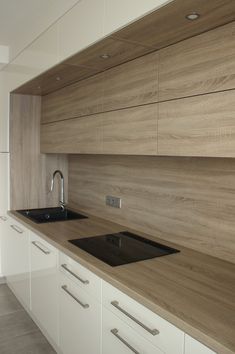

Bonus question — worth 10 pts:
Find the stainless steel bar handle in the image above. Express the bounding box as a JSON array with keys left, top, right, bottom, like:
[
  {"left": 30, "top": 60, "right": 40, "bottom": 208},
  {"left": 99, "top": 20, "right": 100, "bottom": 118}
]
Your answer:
[
  {"left": 61, "top": 285, "right": 89, "bottom": 309},
  {"left": 32, "top": 241, "right": 50, "bottom": 255},
  {"left": 111, "top": 328, "right": 140, "bottom": 354},
  {"left": 10, "top": 224, "right": 23, "bottom": 234},
  {"left": 111, "top": 301, "right": 159, "bottom": 336},
  {"left": 61, "top": 264, "right": 89, "bottom": 284},
  {"left": 0, "top": 216, "right": 7, "bottom": 221}
]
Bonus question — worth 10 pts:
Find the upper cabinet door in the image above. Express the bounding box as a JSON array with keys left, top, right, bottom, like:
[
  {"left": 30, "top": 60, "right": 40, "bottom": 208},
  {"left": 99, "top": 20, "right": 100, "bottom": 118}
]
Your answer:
[
  {"left": 104, "top": 0, "right": 172, "bottom": 35},
  {"left": 158, "top": 90, "right": 235, "bottom": 158},
  {"left": 159, "top": 22, "right": 235, "bottom": 101},
  {"left": 58, "top": 0, "right": 105, "bottom": 62}
]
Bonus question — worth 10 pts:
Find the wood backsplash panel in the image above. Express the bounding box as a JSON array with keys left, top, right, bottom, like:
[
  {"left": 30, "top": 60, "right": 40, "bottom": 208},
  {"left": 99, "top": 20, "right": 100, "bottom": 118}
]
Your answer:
[
  {"left": 159, "top": 21, "right": 235, "bottom": 101},
  {"left": 68, "top": 155, "right": 235, "bottom": 263},
  {"left": 10, "top": 94, "right": 68, "bottom": 210}
]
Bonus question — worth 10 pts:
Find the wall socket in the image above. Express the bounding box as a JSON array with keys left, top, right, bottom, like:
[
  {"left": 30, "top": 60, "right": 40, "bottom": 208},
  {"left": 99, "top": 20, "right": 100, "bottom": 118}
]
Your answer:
[{"left": 106, "top": 195, "right": 122, "bottom": 208}]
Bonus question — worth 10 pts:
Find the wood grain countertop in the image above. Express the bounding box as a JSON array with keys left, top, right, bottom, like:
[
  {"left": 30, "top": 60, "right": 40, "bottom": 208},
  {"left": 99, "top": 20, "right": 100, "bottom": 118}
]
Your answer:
[{"left": 8, "top": 209, "right": 235, "bottom": 354}]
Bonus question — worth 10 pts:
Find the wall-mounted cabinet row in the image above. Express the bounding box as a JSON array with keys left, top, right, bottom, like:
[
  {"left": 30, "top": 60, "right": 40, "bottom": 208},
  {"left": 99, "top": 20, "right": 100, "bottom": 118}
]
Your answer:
[
  {"left": 41, "top": 89, "right": 235, "bottom": 157},
  {"left": 41, "top": 21, "right": 235, "bottom": 125}
]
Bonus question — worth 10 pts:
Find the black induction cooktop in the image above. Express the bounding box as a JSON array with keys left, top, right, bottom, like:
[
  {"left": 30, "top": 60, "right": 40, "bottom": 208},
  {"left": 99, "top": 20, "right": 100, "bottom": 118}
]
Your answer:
[{"left": 69, "top": 231, "right": 179, "bottom": 267}]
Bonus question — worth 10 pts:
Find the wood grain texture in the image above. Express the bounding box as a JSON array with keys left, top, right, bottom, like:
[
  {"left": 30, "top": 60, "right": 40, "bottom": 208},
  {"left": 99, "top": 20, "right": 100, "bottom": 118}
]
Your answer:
[
  {"left": 13, "top": 64, "right": 99, "bottom": 96},
  {"left": 68, "top": 154, "right": 235, "bottom": 264},
  {"left": 159, "top": 21, "right": 235, "bottom": 101},
  {"left": 42, "top": 73, "right": 104, "bottom": 124},
  {"left": 158, "top": 90, "right": 235, "bottom": 157},
  {"left": 13, "top": 0, "right": 235, "bottom": 96},
  {"left": 102, "top": 104, "right": 158, "bottom": 155},
  {"left": 113, "top": 0, "right": 235, "bottom": 49},
  {"left": 8, "top": 210, "right": 235, "bottom": 354},
  {"left": 10, "top": 94, "right": 68, "bottom": 210},
  {"left": 102, "top": 52, "right": 158, "bottom": 111},
  {"left": 66, "top": 37, "right": 152, "bottom": 71},
  {"left": 41, "top": 115, "right": 102, "bottom": 154}
]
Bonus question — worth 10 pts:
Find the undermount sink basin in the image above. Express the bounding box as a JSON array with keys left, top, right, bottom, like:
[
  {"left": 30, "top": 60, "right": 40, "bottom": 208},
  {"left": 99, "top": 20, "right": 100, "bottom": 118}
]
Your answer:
[{"left": 16, "top": 207, "right": 88, "bottom": 224}]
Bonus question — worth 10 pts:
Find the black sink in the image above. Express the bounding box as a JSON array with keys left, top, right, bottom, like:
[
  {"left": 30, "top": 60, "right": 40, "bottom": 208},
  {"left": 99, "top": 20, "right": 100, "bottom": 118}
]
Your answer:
[{"left": 17, "top": 207, "right": 88, "bottom": 224}]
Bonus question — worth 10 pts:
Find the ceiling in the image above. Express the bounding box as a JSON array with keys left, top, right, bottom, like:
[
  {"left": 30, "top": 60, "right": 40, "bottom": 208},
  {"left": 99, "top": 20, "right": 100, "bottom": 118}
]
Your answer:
[{"left": 0, "top": 0, "right": 80, "bottom": 67}]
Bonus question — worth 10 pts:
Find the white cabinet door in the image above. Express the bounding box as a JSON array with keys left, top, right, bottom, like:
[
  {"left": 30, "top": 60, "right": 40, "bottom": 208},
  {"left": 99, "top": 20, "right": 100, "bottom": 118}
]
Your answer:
[
  {"left": 102, "top": 307, "right": 163, "bottom": 354},
  {"left": 58, "top": 0, "right": 104, "bottom": 62},
  {"left": 185, "top": 335, "right": 216, "bottom": 354},
  {"left": 1, "top": 217, "right": 30, "bottom": 310},
  {"left": 30, "top": 232, "right": 59, "bottom": 347},
  {"left": 104, "top": 0, "right": 172, "bottom": 35},
  {"left": 59, "top": 272, "right": 101, "bottom": 354}
]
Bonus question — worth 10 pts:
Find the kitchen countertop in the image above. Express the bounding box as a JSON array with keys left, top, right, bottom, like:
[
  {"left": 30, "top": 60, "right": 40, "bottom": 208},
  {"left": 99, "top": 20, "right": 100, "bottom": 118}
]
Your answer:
[{"left": 9, "top": 209, "right": 235, "bottom": 354}]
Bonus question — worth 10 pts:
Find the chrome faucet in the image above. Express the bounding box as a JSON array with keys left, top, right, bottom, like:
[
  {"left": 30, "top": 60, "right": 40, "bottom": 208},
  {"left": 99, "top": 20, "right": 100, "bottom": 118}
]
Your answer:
[{"left": 50, "top": 170, "right": 66, "bottom": 210}]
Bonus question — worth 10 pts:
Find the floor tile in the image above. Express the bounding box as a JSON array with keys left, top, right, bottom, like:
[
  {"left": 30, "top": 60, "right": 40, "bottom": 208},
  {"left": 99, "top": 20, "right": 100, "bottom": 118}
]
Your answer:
[{"left": 0, "top": 310, "right": 38, "bottom": 340}]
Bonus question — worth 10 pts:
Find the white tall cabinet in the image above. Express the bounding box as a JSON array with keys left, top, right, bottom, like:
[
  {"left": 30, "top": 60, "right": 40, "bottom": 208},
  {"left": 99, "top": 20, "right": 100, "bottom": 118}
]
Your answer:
[{"left": 0, "top": 153, "right": 9, "bottom": 276}]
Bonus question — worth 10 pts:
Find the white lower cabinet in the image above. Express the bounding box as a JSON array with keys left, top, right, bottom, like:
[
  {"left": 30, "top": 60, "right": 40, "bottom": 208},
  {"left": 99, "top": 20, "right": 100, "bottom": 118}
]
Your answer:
[
  {"left": 184, "top": 335, "right": 216, "bottom": 354},
  {"left": 1, "top": 217, "right": 30, "bottom": 310},
  {"left": 102, "top": 307, "right": 163, "bottom": 354},
  {"left": 1, "top": 218, "right": 218, "bottom": 354},
  {"left": 30, "top": 232, "right": 59, "bottom": 347},
  {"left": 102, "top": 280, "right": 184, "bottom": 354},
  {"left": 59, "top": 261, "right": 101, "bottom": 354}
]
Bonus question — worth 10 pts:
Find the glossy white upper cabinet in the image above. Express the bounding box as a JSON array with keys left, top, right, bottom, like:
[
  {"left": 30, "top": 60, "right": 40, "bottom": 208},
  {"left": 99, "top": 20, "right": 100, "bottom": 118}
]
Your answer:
[
  {"left": 30, "top": 232, "right": 59, "bottom": 348},
  {"left": 58, "top": 0, "right": 104, "bottom": 62},
  {"left": 7, "top": 25, "right": 59, "bottom": 91},
  {"left": 185, "top": 335, "right": 216, "bottom": 354},
  {"left": 104, "top": 0, "right": 173, "bottom": 35}
]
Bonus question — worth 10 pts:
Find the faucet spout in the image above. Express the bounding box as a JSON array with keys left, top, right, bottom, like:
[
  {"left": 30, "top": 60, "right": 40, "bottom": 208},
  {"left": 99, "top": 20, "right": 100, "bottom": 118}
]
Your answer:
[{"left": 50, "top": 170, "right": 66, "bottom": 209}]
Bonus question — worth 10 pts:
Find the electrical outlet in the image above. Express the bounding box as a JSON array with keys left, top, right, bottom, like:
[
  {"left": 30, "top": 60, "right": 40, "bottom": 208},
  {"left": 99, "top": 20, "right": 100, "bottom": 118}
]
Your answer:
[{"left": 106, "top": 195, "right": 121, "bottom": 208}]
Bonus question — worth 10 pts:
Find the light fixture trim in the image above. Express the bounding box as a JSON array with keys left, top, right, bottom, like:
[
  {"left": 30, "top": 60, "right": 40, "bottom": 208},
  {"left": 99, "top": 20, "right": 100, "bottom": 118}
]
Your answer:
[
  {"left": 100, "top": 53, "right": 111, "bottom": 59},
  {"left": 185, "top": 12, "right": 200, "bottom": 21}
]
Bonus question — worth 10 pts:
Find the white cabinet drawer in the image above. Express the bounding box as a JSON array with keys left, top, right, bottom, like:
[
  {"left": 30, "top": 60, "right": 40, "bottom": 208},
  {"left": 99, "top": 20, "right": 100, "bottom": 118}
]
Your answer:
[
  {"left": 30, "top": 232, "right": 59, "bottom": 346},
  {"left": 59, "top": 272, "right": 101, "bottom": 354},
  {"left": 102, "top": 307, "right": 163, "bottom": 354},
  {"left": 102, "top": 281, "right": 184, "bottom": 354},
  {"left": 59, "top": 252, "right": 102, "bottom": 301},
  {"left": 185, "top": 335, "right": 216, "bottom": 354}
]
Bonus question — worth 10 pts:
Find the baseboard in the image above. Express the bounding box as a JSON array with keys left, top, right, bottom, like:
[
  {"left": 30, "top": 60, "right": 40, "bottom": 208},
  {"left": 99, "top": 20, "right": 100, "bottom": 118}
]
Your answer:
[{"left": 0, "top": 276, "right": 6, "bottom": 284}]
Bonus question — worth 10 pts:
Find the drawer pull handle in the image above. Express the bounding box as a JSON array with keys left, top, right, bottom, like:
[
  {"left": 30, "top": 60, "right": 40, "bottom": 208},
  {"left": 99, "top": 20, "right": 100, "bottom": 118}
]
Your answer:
[
  {"left": 111, "top": 328, "right": 140, "bottom": 354},
  {"left": 32, "top": 241, "right": 50, "bottom": 254},
  {"left": 0, "top": 216, "right": 7, "bottom": 221},
  {"left": 10, "top": 224, "right": 23, "bottom": 234},
  {"left": 61, "top": 285, "right": 89, "bottom": 309},
  {"left": 61, "top": 264, "right": 89, "bottom": 284},
  {"left": 111, "top": 301, "right": 159, "bottom": 336}
]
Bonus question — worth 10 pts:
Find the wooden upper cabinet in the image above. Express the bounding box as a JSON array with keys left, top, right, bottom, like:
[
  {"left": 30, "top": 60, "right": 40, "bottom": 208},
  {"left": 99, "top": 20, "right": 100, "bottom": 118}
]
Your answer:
[
  {"left": 102, "top": 104, "right": 158, "bottom": 155},
  {"left": 159, "top": 22, "right": 235, "bottom": 101},
  {"left": 158, "top": 90, "right": 235, "bottom": 157},
  {"left": 103, "top": 52, "right": 158, "bottom": 111},
  {"left": 41, "top": 73, "right": 104, "bottom": 124},
  {"left": 41, "top": 115, "right": 102, "bottom": 154}
]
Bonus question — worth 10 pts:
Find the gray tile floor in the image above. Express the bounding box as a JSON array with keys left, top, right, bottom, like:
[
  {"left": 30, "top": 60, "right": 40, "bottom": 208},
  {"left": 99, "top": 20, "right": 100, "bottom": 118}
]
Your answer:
[{"left": 0, "top": 284, "right": 56, "bottom": 354}]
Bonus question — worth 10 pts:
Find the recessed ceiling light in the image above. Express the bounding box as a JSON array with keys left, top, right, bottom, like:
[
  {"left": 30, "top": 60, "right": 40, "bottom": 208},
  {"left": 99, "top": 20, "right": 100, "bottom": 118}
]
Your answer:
[
  {"left": 186, "top": 12, "right": 200, "bottom": 21},
  {"left": 100, "top": 54, "right": 111, "bottom": 59},
  {"left": 56, "top": 76, "right": 61, "bottom": 81},
  {"left": 37, "top": 86, "right": 41, "bottom": 89}
]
